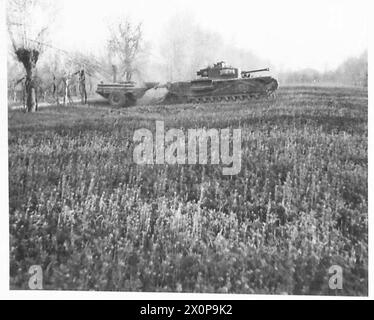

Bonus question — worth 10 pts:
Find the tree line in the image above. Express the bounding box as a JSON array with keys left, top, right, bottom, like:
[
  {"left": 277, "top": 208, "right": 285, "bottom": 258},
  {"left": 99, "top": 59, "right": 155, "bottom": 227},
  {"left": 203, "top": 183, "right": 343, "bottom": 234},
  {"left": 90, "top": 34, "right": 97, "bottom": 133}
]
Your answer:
[{"left": 278, "top": 51, "right": 368, "bottom": 87}]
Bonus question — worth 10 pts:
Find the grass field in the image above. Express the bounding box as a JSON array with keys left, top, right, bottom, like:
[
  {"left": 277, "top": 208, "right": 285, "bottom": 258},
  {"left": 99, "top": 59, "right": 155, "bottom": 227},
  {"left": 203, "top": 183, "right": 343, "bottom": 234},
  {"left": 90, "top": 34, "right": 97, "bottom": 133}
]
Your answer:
[{"left": 8, "top": 86, "right": 368, "bottom": 295}]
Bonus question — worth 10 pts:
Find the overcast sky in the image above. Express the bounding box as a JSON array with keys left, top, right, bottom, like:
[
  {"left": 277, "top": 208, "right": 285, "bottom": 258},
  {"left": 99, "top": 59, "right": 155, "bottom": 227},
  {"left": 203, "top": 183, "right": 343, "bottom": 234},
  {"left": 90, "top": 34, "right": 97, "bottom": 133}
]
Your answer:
[{"left": 51, "top": 0, "right": 368, "bottom": 72}]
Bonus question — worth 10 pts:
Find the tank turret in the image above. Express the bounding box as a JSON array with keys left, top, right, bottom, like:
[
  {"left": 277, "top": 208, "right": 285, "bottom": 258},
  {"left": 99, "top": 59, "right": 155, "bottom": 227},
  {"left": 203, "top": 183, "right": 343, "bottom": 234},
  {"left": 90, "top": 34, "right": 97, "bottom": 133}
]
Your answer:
[{"left": 197, "top": 61, "right": 240, "bottom": 79}]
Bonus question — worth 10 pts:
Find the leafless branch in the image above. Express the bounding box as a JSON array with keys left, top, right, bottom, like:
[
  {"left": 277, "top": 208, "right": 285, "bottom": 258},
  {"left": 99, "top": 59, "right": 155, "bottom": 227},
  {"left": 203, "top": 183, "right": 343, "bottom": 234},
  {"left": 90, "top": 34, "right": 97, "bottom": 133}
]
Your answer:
[{"left": 107, "top": 19, "right": 144, "bottom": 81}]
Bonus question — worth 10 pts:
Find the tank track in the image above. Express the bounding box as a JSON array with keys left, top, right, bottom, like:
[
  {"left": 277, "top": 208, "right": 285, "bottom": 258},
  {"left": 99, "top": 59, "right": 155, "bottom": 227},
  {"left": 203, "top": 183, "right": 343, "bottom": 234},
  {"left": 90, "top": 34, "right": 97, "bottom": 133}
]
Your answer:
[
  {"left": 163, "top": 91, "right": 276, "bottom": 105},
  {"left": 188, "top": 93, "right": 266, "bottom": 103}
]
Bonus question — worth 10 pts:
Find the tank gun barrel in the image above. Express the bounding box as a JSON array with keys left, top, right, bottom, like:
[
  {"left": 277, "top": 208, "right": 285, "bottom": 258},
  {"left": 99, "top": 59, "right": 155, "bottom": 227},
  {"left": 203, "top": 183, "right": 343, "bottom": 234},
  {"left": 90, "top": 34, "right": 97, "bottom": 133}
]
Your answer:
[
  {"left": 241, "top": 68, "right": 269, "bottom": 75},
  {"left": 242, "top": 68, "right": 270, "bottom": 73},
  {"left": 241, "top": 68, "right": 270, "bottom": 78}
]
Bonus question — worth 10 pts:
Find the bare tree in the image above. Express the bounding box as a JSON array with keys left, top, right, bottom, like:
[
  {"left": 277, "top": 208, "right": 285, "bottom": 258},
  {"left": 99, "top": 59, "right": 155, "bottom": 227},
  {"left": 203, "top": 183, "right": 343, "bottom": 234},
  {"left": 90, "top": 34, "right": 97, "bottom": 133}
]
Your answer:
[
  {"left": 7, "top": 56, "right": 23, "bottom": 102},
  {"left": 107, "top": 19, "right": 143, "bottom": 82},
  {"left": 7, "top": 0, "right": 55, "bottom": 112}
]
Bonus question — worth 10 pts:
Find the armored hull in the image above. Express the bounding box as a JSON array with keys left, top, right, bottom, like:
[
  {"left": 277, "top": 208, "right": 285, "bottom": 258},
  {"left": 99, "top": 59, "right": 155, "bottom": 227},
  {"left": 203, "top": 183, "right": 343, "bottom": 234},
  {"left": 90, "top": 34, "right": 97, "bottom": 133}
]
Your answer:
[
  {"left": 162, "top": 62, "right": 278, "bottom": 104},
  {"left": 164, "top": 76, "right": 278, "bottom": 104}
]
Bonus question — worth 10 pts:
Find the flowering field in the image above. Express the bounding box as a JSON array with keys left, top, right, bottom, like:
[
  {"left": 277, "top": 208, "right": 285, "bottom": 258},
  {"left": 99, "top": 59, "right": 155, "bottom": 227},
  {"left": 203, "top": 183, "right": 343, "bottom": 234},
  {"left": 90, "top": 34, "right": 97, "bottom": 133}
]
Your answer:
[{"left": 9, "top": 86, "right": 368, "bottom": 295}]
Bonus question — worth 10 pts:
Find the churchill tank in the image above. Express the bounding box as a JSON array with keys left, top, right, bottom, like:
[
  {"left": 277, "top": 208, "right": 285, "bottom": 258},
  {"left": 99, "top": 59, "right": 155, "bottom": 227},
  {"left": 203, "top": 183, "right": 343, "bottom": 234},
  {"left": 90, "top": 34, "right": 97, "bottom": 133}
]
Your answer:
[{"left": 161, "top": 61, "right": 278, "bottom": 104}]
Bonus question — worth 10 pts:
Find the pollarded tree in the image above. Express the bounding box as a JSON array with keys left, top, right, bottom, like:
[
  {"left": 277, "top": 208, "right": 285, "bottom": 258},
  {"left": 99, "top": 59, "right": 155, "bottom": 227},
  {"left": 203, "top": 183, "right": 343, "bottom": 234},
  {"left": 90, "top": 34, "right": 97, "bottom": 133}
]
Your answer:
[
  {"left": 107, "top": 19, "right": 143, "bottom": 82},
  {"left": 7, "top": 0, "right": 56, "bottom": 112}
]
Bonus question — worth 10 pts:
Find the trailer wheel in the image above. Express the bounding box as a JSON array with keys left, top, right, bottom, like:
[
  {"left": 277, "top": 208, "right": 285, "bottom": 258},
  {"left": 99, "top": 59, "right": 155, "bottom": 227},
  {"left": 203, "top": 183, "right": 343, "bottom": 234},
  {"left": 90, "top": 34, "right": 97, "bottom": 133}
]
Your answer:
[{"left": 109, "top": 92, "right": 126, "bottom": 107}]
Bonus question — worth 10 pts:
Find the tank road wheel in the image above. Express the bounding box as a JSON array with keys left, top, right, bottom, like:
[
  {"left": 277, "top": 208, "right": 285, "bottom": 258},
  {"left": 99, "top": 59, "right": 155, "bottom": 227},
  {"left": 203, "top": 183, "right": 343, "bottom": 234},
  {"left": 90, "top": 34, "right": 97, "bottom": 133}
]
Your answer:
[{"left": 109, "top": 92, "right": 126, "bottom": 108}]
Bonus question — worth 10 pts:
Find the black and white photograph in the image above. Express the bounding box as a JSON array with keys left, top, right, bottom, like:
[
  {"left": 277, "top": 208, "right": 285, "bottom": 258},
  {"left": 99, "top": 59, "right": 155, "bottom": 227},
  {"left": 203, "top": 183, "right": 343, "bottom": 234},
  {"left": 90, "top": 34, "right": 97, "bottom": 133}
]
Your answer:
[{"left": 1, "top": 0, "right": 371, "bottom": 299}]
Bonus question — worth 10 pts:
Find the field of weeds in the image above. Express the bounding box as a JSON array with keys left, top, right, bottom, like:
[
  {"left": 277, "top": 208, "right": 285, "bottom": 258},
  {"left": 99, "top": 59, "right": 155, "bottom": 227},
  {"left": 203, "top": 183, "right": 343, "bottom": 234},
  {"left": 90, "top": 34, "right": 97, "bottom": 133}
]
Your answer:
[{"left": 8, "top": 86, "right": 368, "bottom": 295}]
